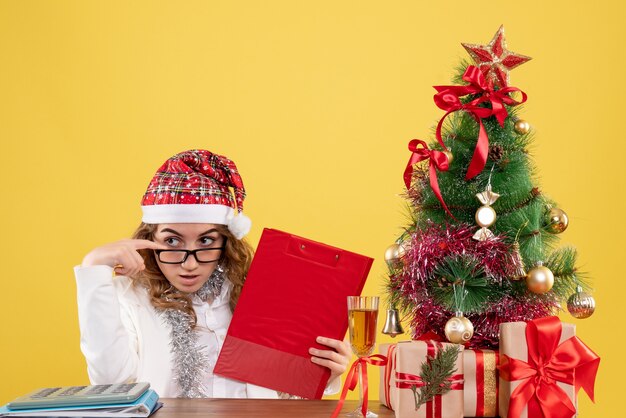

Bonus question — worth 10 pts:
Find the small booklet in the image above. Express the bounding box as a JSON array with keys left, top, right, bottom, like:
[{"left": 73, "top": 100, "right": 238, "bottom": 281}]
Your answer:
[{"left": 0, "top": 389, "right": 161, "bottom": 418}]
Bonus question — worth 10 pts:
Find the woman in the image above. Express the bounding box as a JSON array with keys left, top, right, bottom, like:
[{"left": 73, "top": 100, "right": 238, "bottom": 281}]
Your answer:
[{"left": 75, "top": 149, "right": 350, "bottom": 398}]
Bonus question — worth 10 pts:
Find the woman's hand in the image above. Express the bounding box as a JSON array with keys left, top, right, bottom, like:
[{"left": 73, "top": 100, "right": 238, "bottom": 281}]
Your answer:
[
  {"left": 81, "top": 239, "right": 166, "bottom": 277},
  {"left": 309, "top": 336, "right": 352, "bottom": 382}
]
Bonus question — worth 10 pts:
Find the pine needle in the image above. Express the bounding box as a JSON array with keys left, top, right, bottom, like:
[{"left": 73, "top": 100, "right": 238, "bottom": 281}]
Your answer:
[{"left": 411, "top": 345, "right": 460, "bottom": 410}]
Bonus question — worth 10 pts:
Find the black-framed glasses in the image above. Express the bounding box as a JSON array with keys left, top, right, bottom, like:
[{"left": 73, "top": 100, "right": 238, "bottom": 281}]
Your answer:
[{"left": 154, "top": 247, "right": 225, "bottom": 264}]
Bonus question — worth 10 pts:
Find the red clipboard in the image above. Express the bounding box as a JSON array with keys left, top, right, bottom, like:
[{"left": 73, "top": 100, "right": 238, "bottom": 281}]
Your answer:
[{"left": 214, "top": 228, "right": 374, "bottom": 399}]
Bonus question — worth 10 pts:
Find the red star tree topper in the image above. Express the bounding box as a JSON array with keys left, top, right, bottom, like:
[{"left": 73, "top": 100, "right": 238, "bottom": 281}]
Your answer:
[{"left": 462, "top": 25, "right": 531, "bottom": 88}]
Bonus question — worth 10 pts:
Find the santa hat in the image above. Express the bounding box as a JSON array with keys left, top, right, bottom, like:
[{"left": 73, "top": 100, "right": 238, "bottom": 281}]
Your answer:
[{"left": 141, "top": 149, "right": 252, "bottom": 239}]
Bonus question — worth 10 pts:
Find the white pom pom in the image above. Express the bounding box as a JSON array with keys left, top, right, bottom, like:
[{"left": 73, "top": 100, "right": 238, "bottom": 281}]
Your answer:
[{"left": 227, "top": 212, "right": 252, "bottom": 239}]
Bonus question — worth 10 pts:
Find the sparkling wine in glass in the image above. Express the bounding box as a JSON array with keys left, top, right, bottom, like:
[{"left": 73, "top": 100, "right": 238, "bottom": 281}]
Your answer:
[{"left": 347, "top": 296, "right": 379, "bottom": 417}]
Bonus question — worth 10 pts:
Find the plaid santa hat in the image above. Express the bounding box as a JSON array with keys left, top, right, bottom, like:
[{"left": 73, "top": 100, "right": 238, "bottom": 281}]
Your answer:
[{"left": 141, "top": 149, "right": 252, "bottom": 239}]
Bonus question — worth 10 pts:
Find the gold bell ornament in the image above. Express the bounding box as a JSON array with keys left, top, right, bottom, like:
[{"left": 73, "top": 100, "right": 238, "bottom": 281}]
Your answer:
[
  {"left": 510, "top": 241, "right": 527, "bottom": 281},
  {"left": 567, "top": 285, "right": 596, "bottom": 319},
  {"left": 382, "top": 304, "right": 405, "bottom": 337}
]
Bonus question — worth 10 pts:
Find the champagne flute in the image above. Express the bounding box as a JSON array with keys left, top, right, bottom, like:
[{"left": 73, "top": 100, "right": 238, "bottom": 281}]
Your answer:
[{"left": 347, "top": 296, "right": 379, "bottom": 418}]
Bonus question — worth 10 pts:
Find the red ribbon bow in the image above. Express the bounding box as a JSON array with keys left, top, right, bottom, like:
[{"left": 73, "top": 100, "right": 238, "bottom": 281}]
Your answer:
[
  {"left": 499, "top": 316, "right": 600, "bottom": 418},
  {"left": 331, "top": 354, "right": 387, "bottom": 418},
  {"left": 433, "top": 65, "right": 527, "bottom": 180},
  {"left": 403, "top": 139, "right": 454, "bottom": 218}
]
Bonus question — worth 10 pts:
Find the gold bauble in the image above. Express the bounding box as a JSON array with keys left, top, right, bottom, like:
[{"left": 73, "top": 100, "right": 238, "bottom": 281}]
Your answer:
[
  {"left": 444, "top": 314, "right": 474, "bottom": 344},
  {"left": 526, "top": 262, "right": 554, "bottom": 294},
  {"left": 384, "top": 243, "right": 401, "bottom": 267},
  {"left": 514, "top": 120, "right": 531, "bottom": 135},
  {"left": 567, "top": 287, "right": 596, "bottom": 319},
  {"left": 475, "top": 205, "right": 497, "bottom": 228},
  {"left": 384, "top": 242, "right": 407, "bottom": 268},
  {"left": 443, "top": 150, "right": 453, "bottom": 165},
  {"left": 546, "top": 207, "right": 569, "bottom": 234}
]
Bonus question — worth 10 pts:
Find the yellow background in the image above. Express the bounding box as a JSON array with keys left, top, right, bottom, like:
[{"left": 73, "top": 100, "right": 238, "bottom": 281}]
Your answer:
[{"left": 0, "top": 1, "right": 623, "bottom": 415}]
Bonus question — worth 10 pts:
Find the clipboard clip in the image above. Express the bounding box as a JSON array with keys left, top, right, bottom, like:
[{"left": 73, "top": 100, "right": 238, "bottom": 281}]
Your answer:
[{"left": 289, "top": 238, "right": 341, "bottom": 267}]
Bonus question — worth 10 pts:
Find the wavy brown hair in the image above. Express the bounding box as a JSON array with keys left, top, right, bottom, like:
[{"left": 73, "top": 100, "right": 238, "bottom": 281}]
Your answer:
[{"left": 130, "top": 223, "right": 254, "bottom": 327}]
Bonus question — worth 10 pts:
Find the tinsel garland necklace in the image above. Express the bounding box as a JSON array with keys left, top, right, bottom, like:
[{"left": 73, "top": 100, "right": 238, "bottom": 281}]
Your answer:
[{"left": 157, "top": 265, "right": 226, "bottom": 398}]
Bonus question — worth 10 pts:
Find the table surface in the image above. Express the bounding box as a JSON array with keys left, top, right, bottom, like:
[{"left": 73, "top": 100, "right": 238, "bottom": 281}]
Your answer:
[{"left": 154, "top": 398, "right": 395, "bottom": 417}]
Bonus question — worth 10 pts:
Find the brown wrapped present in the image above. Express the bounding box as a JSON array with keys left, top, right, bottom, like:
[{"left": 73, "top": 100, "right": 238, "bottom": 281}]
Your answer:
[
  {"left": 379, "top": 343, "right": 398, "bottom": 410},
  {"left": 499, "top": 316, "right": 600, "bottom": 418},
  {"left": 380, "top": 340, "right": 464, "bottom": 418}
]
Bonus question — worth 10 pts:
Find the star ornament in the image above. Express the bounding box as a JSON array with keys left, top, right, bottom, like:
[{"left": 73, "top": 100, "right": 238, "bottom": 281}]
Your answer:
[{"left": 462, "top": 25, "right": 531, "bottom": 88}]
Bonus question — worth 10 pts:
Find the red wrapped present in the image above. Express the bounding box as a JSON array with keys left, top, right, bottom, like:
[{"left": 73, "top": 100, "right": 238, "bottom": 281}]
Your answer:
[
  {"left": 498, "top": 316, "right": 600, "bottom": 418},
  {"left": 379, "top": 341, "right": 464, "bottom": 418},
  {"left": 463, "top": 349, "right": 499, "bottom": 417}
]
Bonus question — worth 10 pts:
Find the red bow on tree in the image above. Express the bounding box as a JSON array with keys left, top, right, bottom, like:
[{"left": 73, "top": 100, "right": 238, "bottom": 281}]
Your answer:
[
  {"left": 433, "top": 65, "right": 527, "bottom": 180},
  {"left": 403, "top": 139, "right": 454, "bottom": 218},
  {"left": 499, "top": 316, "right": 600, "bottom": 418}
]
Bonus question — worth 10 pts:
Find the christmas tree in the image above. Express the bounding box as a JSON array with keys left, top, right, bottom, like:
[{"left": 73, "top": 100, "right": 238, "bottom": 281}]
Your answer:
[{"left": 385, "top": 26, "right": 596, "bottom": 349}]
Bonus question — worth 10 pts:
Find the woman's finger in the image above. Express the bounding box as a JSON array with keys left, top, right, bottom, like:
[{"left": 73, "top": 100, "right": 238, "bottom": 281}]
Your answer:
[
  {"left": 124, "top": 247, "right": 142, "bottom": 271},
  {"left": 316, "top": 336, "right": 352, "bottom": 357},
  {"left": 310, "top": 356, "right": 345, "bottom": 374},
  {"left": 129, "top": 247, "right": 146, "bottom": 271},
  {"left": 309, "top": 347, "right": 347, "bottom": 365},
  {"left": 115, "top": 248, "right": 139, "bottom": 276},
  {"left": 130, "top": 239, "right": 170, "bottom": 250}
]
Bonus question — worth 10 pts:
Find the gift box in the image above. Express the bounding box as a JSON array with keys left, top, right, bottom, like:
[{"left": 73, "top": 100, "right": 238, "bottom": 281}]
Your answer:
[
  {"left": 379, "top": 343, "right": 398, "bottom": 410},
  {"left": 463, "top": 349, "right": 499, "bottom": 417},
  {"left": 498, "top": 316, "right": 600, "bottom": 418},
  {"left": 379, "top": 341, "right": 464, "bottom": 418}
]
